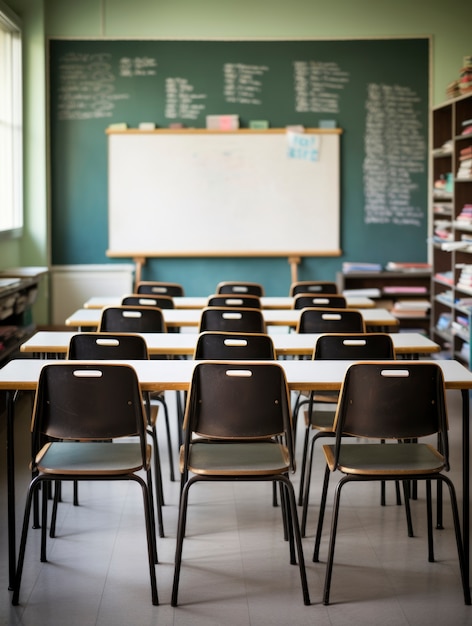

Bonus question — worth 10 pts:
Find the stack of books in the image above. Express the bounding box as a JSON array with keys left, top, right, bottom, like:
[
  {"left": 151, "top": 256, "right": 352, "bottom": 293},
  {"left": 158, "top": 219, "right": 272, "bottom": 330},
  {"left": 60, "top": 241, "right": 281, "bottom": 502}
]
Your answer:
[
  {"left": 455, "top": 204, "right": 472, "bottom": 224},
  {"left": 385, "top": 261, "right": 431, "bottom": 272},
  {"left": 391, "top": 299, "right": 430, "bottom": 318},
  {"left": 461, "top": 117, "right": 472, "bottom": 137},
  {"left": 457, "top": 148, "right": 472, "bottom": 180},
  {"left": 457, "top": 264, "right": 472, "bottom": 292},
  {"left": 459, "top": 56, "right": 472, "bottom": 96},
  {"left": 342, "top": 262, "right": 382, "bottom": 273}
]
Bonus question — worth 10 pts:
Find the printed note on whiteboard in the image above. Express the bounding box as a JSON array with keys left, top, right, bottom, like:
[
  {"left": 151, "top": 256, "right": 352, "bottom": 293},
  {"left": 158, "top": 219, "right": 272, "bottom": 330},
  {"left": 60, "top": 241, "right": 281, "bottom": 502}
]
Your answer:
[{"left": 286, "top": 132, "right": 320, "bottom": 162}]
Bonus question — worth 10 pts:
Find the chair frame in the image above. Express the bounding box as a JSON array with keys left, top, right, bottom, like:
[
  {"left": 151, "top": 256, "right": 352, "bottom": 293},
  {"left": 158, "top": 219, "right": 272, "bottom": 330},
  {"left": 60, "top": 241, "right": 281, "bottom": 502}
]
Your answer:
[
  {"left": 313, "top": 361, "right": 471, "bottom": 606},
  {"left": 171, "top": 361, "right": 310, "bottom": 606},
  {"left": 12, "top": 363, "right": 159, "bottom": 606}
]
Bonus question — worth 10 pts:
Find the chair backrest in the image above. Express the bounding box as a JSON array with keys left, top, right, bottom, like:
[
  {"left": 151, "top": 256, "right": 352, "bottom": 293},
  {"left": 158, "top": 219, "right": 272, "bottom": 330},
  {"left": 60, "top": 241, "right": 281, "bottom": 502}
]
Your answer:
[
  {"left": 99, "top": 306, "right": 167, "bottom": 333},
  {"left": 67, "top": 332, "right": 149, "bottom": 360},
  {"left": 207, "top": 294, "right": 262, "bottom": 309},
  {"left": 290, "top": 281, "right": 338, "bottom": 296},
  {"left": 194, "top": 331, "right": 276, "bottom": 360},
  {"left": 333, "top": 361, "right": 449, "bottom": 466},
  {"left": 293, "top": 294, "right": 347, "bottom": 310},
  {"left": 314, "top": 333, "right": 394, "bottom": 360},
  {"left": 199, "top": 307, "right": 266, "bottom": 333},
  {"left": 183, "top": 361, "right": 294, "bottom": 462},
  {"left": 122, "top": 294, "right": 174, "bottom": 309},
  {"left": 136, "top": 281, "right": 184, "bottom": 297},
  {"left": 32, "top": 363, "right": 147, "bottom": 447},
  {"left": 297, "top": 308, "right": 365, "bottom": 334},
  {"left": 216, "top": 281, "right": 265, "bottom": 297}
]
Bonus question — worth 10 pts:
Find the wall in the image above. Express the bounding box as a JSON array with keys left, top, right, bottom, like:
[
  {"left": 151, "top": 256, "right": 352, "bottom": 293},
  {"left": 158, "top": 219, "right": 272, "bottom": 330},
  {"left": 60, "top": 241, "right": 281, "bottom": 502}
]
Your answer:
[{"left": 3, "top": 0, "right": 471, "bottom": 312}]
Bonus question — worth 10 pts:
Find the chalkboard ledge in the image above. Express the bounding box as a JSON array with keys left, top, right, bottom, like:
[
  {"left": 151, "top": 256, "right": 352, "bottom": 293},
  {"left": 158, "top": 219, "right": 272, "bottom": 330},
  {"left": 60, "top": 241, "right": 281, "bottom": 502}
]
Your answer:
[{"left": 105, "top": 127, "right": 343, "bottom": 135}]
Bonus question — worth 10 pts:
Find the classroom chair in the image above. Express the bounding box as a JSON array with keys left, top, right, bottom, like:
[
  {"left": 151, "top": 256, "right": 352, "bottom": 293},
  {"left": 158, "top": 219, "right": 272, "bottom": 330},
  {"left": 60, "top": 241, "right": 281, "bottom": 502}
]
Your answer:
[
  {"left": 198, "top": 306, "right": 266, "bottom": 334},
  {"left": 292, "top": 294, "right": 347, "bottom": 310},
  {"left": 193, "top": 331, "right": 276, "bottom": 360},
  {"left": 12, "top": 363, "right": 159, "bottom": 606},
  {"left": 313, "top": 361, "right": 470, "bottom": 606},
  {"left": 207, "top": 294, "right": 262, "bottom": 309},
  {"left": 136, "top": 281, "right": 184, "bottom": 297},
  {"left": 171, "top": 361, "right": 310, "bottom": 607},
  {"left": 289, "top": 281, "right": 339, "bottom": 297},
  {"left": 122, "top": 294, "right": 174, "bottom": 309},
  {"left": 66, "top": 332, "right": 167, "bottom": 537},
  {"left": 215, "top": 281, "right": 265, "bottom": 297}
]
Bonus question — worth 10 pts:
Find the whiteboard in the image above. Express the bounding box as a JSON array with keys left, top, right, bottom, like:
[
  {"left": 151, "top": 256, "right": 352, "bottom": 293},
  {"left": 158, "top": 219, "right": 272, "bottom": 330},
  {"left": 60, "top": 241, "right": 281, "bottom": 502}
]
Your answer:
[{"left": 107, "top": 129, "right": 341, "bottom": 257}]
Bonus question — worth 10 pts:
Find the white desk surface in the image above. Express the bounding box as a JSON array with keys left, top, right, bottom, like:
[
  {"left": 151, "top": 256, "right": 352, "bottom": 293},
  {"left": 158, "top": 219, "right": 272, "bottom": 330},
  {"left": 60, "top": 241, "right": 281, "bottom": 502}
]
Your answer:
[
  {"left": 20, "top": 330, "right": 440, "bottom": 358},
  {"left": 0, "top": 358, "right": 470, "bottom": 393},
  {"left": 84, "top": 295, "right": 375, "bottom": 310},
  {"left": 65, "top": 307, "right": 400, "bottom": 329}
]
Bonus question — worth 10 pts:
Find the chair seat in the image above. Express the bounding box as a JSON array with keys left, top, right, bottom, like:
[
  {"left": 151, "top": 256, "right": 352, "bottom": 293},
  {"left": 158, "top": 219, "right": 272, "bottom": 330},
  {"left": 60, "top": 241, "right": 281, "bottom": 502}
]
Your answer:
[
  {"left": 36, "top": 441, "right": 152, "bottom": 475},
  {"left": 304, "top": 408, "right": 336, "bottom": 430},
  {"left": 323, "top": 442, "right": 445, "bottom": 475},
  {"left": 186, "top": 441, "right": 290, "bottom": 475}
]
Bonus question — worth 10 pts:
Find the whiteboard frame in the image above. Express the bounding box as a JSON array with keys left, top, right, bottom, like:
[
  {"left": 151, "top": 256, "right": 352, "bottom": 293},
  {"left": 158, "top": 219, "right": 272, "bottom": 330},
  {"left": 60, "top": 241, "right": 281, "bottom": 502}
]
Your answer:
[{"left": 107, "top": 128, "right": 342, "bottom": 258}]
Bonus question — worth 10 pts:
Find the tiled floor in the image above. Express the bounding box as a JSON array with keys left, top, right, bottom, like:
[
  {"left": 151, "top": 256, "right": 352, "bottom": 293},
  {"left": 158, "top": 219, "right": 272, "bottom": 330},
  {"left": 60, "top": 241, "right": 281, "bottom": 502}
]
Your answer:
[{"left": 0, "top": 387, "right": 471, "bottom": 626}]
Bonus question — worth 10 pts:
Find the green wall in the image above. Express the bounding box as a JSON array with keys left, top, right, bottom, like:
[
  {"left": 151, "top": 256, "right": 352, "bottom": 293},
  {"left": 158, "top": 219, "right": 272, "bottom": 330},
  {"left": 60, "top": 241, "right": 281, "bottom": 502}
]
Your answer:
[{"left": 2, "top": 0, "right": 472, "bottom": 316}]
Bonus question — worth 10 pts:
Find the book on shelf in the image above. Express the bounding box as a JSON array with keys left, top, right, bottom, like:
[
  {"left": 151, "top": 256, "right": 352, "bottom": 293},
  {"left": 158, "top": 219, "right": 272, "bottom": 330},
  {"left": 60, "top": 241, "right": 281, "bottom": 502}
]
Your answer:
[
  {"left": 383, "top": 285, "right": 428, "bottom": 295},
  {"left": 342, "top": 262, "right": 382, "bottom": 273},
  {"left": 342, "top": 288, "right": 381, "bottom": 298},
  {"left": 391, "top": 299, "right": 430, "bottom": 317},
  {"left": 434, "top": 271, "right": 454, "bottom": 285},
  {"left": 436, "top": 312, "right": 452, "bottom": 331},
  {"left": 385, "top": 261, "right": 431, "bottom": 272}
]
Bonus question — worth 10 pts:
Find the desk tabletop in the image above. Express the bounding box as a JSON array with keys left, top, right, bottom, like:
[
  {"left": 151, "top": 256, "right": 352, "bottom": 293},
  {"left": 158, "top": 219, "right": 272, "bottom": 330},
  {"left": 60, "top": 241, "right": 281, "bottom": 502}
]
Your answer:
[
  {"left": 0, "top": 358, "right": 469, "bottom": 392},
  {"left": 84, "top": 295, "right": 375, "bottom": 310},
  {"left": 65, "top": 307, "right": 399, "bottom": 329},
  {"left": 20, "top": 330, "right": 440, "bottom": 357}
]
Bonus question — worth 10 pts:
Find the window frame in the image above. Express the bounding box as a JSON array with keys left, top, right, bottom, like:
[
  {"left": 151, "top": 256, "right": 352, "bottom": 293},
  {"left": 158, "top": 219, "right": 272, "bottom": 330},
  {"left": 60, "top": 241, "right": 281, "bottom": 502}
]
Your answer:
[{"left": 0, "top": 1, "right": 22, "bottom": 240}]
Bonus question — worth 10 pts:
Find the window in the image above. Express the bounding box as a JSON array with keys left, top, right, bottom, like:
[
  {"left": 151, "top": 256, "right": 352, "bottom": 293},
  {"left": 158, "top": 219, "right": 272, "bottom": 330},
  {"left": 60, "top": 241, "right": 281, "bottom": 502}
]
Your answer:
[{"left": 0, "top": 3, "right": 22, "bottom": 239}]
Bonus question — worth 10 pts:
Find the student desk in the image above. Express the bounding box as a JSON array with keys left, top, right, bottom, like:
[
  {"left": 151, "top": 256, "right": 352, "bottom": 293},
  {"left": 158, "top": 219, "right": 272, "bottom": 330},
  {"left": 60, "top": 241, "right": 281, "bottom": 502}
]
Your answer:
[
  {"left": 65, "top": 307, "right": 400, "bottom": 331},
  {"left": 20, "top": 330, "right": 440, "bottom": 359},
  {"left": 1, "top": 357, "right": 470, "bottom": 592},
  {"left": 83, "top": 295, "right": 376, "bottom": 310}
]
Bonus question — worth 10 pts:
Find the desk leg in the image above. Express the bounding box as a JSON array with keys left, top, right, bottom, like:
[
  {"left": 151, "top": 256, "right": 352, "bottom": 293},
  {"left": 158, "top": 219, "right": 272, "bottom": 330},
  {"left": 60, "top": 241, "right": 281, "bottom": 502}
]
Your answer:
[
  {"left": 462, "top": 389, "right": 470, "bottom": 592},
  {"left": 7, "top": 389, "right": 17, "bottom": 589}
]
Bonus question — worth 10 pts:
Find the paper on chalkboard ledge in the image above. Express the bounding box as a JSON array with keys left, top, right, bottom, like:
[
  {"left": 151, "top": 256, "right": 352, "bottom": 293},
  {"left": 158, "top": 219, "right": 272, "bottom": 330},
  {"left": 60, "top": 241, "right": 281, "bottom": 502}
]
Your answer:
[{"left": 206, "top": 115, "right": 239, "bottom": 131}]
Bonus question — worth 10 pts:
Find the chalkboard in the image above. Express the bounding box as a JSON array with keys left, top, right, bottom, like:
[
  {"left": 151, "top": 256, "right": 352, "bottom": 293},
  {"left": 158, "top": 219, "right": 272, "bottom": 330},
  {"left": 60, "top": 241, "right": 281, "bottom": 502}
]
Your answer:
[
  {"left": 107, "top": 128, "right": 341, "bottom": 256},
  {"left": 48, "top": 38, "right": 429, "bottom": 272}
]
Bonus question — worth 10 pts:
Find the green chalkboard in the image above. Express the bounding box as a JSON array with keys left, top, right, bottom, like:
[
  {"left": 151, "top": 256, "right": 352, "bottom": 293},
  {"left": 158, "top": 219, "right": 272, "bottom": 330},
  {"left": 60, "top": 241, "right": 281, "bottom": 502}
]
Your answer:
[{"left": 49, "top": 38, "right": 429, "bottom": 292}]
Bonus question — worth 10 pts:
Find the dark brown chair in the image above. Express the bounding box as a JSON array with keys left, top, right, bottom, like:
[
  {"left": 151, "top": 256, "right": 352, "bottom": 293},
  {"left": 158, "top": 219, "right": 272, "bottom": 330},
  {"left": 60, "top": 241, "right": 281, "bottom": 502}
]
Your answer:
[
  {"left": 293, "top": 294, "right": 347, "bottom": 310},
  {"left": 12, "top": 363, "right": 159, "bottom": 606},
  {"left": 122, "top": 294, "right": 174, "bottom": 309},
  {"left": 290, "top": 281, "right": 338, "bottom": 296},
  {"left": 207, "top": 294, "right": 262, "bottom": 309},
  {"left": 198, "top": 306, "right": 266, "bottom": 334},
  {"left": 136, "top": 281, "right": 184, "bottom": 297},
  {"left": 194, "top": 331, "right": 276, "bottom": 360},
  {"left": 313, "top": 361, "right": 470, "bottom": 606},
  {"left": 216, "top": 281, "right": 265, "bottom": 297},
  {"left": 171, "top": 361, "right": 310, "bottom": 607},
  {"left": 66, "top": 332, "right": 166, "bottom": 537},
  {"left": 296, "top": 307, "right": 364, "bottom": 334}
]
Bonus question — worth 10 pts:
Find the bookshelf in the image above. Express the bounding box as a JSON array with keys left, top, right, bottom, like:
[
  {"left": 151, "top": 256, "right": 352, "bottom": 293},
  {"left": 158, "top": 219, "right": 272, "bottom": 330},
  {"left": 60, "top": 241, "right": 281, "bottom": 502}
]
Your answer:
[
  {"left": 431, "top": 93, "right": 472, "bottom": 366},
  {"left": 336, "top": 270, "right": 431, "bottom": 333}
]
